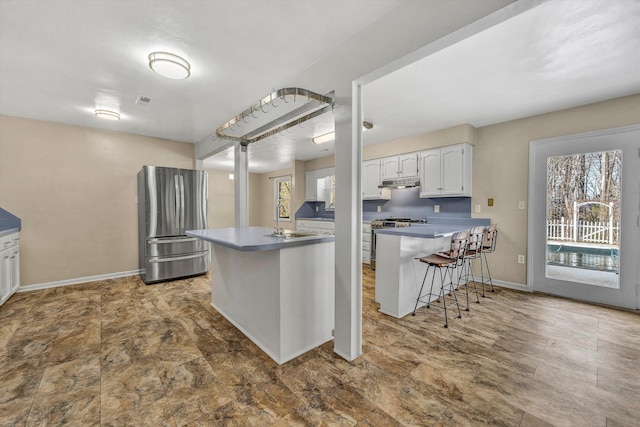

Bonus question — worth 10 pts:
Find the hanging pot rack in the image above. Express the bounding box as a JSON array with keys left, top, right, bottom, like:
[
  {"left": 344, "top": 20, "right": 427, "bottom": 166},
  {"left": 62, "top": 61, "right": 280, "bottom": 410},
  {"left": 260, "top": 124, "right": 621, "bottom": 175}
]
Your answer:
[{"left": 215, "top": 87, "right": 334, "bottom": 145}]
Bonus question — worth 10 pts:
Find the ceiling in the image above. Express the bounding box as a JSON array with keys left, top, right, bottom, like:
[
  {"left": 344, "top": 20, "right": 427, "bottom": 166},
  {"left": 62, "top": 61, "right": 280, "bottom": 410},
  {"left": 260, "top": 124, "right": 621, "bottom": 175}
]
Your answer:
[{"left": 1, "top": 1, "right": 639, "bottom": 174}]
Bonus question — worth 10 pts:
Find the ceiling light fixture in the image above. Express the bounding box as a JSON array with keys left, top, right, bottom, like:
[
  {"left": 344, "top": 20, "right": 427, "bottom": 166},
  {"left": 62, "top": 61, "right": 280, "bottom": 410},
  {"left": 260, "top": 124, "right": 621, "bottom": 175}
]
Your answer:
[
  {"left": 312, "top": 121, "right": 373, "bottom": 144},
  {"left": 312, "top": 132, "right": 335, "bottom": 145},
  {"left": 94, "top": 109, "right": 120, "bottom": 120},
  {"left": 148, "top": 52, "right": 191, "bottom": 79}
]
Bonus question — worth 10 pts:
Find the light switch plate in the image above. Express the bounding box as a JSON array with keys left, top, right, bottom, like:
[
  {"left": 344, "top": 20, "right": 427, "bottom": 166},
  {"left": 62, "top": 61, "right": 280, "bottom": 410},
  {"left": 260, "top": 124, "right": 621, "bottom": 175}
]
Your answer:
[
  {"left": 518, "top": 201, "right": 526, "bottom": 210},
  {"left": 434, "top": 205, "right": 440, "bottom": 213},
  {"left": 376, "top": 205, "right": 381, "bottom": 212}
]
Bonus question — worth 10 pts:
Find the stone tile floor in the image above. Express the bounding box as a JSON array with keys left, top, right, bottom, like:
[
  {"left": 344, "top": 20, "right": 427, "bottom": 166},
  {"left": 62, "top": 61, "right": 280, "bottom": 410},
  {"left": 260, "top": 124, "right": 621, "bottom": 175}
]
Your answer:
[{"left": 1, "top": 266, "right": 638, "bottom": 426}]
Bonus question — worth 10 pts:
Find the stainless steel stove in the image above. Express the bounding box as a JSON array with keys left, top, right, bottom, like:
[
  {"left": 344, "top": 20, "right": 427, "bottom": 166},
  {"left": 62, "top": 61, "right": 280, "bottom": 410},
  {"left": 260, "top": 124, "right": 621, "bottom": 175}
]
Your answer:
[{"left": 370, "top": 218, "right": 426, "bottom": 269}]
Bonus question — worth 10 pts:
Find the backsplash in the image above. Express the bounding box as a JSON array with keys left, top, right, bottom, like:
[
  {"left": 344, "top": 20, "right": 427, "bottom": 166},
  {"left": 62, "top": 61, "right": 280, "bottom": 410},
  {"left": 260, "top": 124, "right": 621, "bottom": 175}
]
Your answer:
[
  {"left": 363, "top": 188, "right": 471, "bottom": 220},
  {"left": 296, "top": 187, "right": 472, "bottom": 220}
]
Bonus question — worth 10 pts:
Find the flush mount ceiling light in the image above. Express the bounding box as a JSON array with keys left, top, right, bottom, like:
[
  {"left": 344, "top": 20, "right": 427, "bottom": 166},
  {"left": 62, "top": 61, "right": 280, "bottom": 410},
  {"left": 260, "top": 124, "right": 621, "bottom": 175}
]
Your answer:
[
  {"left": 312, "top": 132, "right": 335, "bottom": 145},
  {"left": 312, "top": 121, "right": 373, "bottom": 144},
  {"left": 94, "top": 109, "right": 120, "bottom": 120},
  {"left": 148, "top": 52, "right": 191, "bottom": 79}
]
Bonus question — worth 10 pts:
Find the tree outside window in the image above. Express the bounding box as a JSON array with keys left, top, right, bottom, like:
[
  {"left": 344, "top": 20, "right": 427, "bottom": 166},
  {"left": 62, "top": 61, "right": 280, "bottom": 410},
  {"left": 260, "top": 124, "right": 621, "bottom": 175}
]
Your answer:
[{"left": 274, "top": 176, "right": 291, "bottom": 221}]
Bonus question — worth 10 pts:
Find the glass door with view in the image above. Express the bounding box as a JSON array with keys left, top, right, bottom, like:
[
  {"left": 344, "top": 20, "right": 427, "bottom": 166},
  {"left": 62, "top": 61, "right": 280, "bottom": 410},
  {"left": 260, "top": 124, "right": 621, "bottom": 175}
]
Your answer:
[
  {"left": 546, "top": 151, "right": 620, "bottom": 287},
  {"left": 529, "top": 126, "right": 639, "bottom": 309}
]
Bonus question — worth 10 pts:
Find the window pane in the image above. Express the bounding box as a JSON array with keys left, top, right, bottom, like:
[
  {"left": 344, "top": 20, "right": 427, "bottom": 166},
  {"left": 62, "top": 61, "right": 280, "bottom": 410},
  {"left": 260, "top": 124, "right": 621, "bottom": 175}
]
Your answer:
[
  {"left": 275, "top": 178, "right": 291, "bottom": 220},
  {"left": 546, "top": 149, "right": 621, "bottom": 288}
]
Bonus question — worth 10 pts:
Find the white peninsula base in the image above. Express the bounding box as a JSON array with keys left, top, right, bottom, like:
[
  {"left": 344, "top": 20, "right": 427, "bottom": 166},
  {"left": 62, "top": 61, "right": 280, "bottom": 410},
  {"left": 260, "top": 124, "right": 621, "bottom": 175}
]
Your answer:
[
  {"left": 375, "top": 233, "right": 451, "bottom": 318},
  {"left": 210, "top": 240, "right": 335, "bottom": 364}
]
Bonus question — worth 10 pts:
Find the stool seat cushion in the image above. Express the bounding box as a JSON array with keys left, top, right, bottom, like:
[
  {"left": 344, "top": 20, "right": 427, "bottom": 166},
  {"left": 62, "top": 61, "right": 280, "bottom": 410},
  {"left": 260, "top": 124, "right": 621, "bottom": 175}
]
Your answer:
[{"left": 419, "top": 253, "right": 457, "bottom": 267}]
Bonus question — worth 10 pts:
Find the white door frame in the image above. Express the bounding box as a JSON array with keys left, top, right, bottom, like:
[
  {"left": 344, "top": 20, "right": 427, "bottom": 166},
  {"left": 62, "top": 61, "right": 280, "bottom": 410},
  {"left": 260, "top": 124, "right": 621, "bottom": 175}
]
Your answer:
[{"left": 527, "top": 124, "right": 640, "bottom": 309}]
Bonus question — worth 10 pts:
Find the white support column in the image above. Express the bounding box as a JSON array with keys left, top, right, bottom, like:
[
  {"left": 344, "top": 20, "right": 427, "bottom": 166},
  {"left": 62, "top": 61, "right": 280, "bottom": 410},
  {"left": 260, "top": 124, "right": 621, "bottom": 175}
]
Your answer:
[
  {"left": 234, "top": 142, "right": 249, "bottom": 227},
  {"left": 333, "top": 81, "right": 362, "bottom": 361}
]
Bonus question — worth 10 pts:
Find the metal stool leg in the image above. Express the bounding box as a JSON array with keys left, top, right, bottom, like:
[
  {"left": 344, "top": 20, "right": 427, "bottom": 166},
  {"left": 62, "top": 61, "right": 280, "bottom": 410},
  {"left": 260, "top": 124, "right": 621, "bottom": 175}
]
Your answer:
[
  {"left": 466, "top": 258, "right": 481, "bottom": 304},
  {"left": 446, "top": 264, "right": 462, "bottom": 321},
  {"left": 412, "top": 264, "right": 432, "bottom": 315},
  {"left": 457, "top": 256, "right": 480, "bottom": 310},
  {"left": 440, "top": 267, "right": 452, "bottom": 327},
  {"left": 480, "top": 252, "right": 495, "bottom": 296}
]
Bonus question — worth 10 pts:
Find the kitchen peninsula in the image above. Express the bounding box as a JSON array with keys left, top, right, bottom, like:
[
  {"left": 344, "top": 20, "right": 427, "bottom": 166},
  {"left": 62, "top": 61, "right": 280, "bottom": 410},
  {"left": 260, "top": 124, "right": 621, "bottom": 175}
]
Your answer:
[
  {"left": 374, "top": 219, "right": 490, "bottom": 318},
  {"left": 186, "top": 227, "right": 335, "bottom": 364}
]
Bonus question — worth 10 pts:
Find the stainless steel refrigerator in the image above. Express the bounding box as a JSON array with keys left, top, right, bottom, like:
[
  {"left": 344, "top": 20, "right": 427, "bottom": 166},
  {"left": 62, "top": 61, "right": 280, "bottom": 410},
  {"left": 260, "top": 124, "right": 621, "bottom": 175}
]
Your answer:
[{"left": 137, "top": 166, "right": 209, "bottom": 284}]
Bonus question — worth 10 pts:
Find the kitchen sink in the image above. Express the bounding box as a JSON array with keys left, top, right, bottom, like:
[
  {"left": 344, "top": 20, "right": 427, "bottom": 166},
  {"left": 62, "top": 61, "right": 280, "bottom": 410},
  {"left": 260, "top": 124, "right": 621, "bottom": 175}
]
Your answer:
[{"left": 267, "top": 230, "right": 320, "bottom": 238}]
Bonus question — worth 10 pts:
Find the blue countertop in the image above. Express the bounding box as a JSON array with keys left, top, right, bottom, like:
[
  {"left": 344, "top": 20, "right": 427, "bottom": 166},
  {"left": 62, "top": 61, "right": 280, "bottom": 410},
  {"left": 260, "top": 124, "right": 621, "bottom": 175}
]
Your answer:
[
  {"left": 0, "top": 208, "right": 21, "bottom": 237},
  {"left": 187, "top": 227, "right": 335, "bottom": 252},
  {"left": 375, "top": 222, "right": 489, "bottom": 239}
]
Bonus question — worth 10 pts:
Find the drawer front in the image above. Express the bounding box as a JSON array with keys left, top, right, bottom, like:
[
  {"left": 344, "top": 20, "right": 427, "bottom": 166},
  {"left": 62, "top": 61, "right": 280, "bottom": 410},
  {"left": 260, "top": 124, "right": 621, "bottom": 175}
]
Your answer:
[
  {"left": 296, "top": 220, "right": 311, "bottom": 230},
  {"left": 1, "top": 235, "right": 12, "bottom": 249},
  {"left": 309, "top": 221, "right": 334, "bottom": 230},
  {"left": 146, "top": 237, "right": 209, "bottom": 257},
  {"left": 143, "top": 252, "right": 209, "bottom": 283}
]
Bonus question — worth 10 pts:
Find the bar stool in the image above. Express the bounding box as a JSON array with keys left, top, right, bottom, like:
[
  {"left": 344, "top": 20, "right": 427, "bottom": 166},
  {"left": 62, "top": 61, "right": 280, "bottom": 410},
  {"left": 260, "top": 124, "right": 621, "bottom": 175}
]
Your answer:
[
  {"left": 456, "top": 226, "right": 484, "bottom": 310},
  {"left": 412, "top": 231, "right": 468, "bottom": 328},
  {"left": 479, "top": 224, "right": 498, "bottom": 296}
]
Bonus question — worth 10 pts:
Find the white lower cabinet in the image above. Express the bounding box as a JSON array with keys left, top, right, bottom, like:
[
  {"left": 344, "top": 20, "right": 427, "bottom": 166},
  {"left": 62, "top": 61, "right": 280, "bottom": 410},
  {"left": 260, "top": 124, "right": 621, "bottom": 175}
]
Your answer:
[
  {"left": 296, "top": 220, "right": 334, "bottom": 235},
  {"left": 0, "top": 232, "right": 20, "bottom": 306},
  {"left": 362, "top": 223, "right": 371, "bottom": 264}
]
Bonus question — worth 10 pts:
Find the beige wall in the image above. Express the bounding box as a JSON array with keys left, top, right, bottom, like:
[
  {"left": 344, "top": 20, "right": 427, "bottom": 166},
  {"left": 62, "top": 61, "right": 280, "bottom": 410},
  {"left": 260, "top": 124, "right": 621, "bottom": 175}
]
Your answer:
[
  {"left": 364, "top": 123, "right": 477, "bottom": 160},
  {"left": 473, "top": 93, "right": 640, "bottom": 285},
  {"left": 0, "top": 115, "right": 195, "bottom": 286},
  {"left": 205, "top": 168, "right": 235, "bottom": 228}
]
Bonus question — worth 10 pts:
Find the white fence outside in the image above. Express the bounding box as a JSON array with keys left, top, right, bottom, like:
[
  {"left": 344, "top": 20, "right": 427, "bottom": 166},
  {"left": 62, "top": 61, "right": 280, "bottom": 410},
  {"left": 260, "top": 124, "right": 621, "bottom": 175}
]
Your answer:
[{"left": 547, "top": 218, "right": 620, "bottom": 245}]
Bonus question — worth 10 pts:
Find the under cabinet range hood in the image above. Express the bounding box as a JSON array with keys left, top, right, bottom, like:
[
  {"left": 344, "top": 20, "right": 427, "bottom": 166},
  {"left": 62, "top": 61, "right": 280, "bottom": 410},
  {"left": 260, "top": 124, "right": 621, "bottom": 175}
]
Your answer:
[{"left": 378, "top": 177, "right": 420, "bottom": 189}]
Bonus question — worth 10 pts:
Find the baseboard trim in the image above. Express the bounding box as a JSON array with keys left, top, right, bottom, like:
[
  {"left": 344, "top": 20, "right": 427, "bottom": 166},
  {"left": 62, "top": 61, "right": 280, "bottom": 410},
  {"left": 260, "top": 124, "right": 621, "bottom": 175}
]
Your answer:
[
  {"left": 17, "top": 269, "right": 142, "bottom": 293},
  {"left": 492, "top": 279, "right": 529, "bottom": 292}
]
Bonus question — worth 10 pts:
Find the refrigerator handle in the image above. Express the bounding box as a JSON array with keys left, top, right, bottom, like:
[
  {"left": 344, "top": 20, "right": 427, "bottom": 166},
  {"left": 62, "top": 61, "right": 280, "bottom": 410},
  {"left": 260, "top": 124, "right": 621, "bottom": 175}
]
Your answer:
[
  {"left": 179, "top": 175, "right": 185, "bottom": 230},
  {"left": 174, "top": 174, "right": 181, "bottom": 228}
]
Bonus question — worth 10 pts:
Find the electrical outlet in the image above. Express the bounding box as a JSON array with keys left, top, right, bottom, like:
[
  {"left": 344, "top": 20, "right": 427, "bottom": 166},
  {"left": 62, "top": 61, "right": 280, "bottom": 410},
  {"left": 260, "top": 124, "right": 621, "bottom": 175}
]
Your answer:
[
  {"left": 434, "top": 205, "right": 440, "bottom": 213},
  {"left": 376, "top": 205, "right": 381, "bottom": 212},
  {"left": 475, "top": 204, "right": 481, "bottom": 213},
  {"left": 518, "top": 255, "right": 525, "bottom": 264},
  {"left": 518, "top": 201, "right": 526, "bottom": 210},
  {"left": 315, "top": 205, "right": 319, "bottom": 212}
]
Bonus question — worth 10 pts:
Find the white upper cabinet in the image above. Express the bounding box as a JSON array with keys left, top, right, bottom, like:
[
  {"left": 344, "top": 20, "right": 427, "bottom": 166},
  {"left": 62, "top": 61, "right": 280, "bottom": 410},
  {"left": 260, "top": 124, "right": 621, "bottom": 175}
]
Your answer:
[
  {"left": 380, "top": 153, "right": 419, "bottom": 180},
  {"left": 398, "top": 153, "right": 419, "bottom": 178},
  {"left": 419, "top": 143, "right": 472, "bottom": 198},
  {"left": 305, "top": 170, "right": 317, "bottom": 201},
  {"left": 380, "top": 157, "right": 399, "bottom": 180},
  {"left": 305, "top": 167, "right": 335, "bottom": 202},
  {"left": 362, "top": 159, "right": 391, "bottom": 200},
  {"left": 419, "top": 150, "right": 441, "bottom": 195}
]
